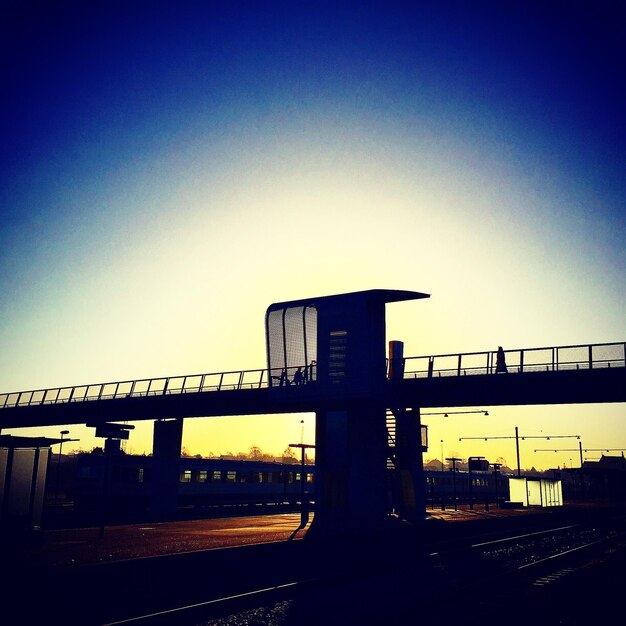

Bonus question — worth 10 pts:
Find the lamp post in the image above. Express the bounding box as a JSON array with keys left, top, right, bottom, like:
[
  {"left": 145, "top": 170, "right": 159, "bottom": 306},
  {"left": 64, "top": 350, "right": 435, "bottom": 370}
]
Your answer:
[
  {"left": 440, "top": 440, "right": 444, "bottom": 473},
  {"left": 54, "top": 430, "right": 70, "bottom": 507}
]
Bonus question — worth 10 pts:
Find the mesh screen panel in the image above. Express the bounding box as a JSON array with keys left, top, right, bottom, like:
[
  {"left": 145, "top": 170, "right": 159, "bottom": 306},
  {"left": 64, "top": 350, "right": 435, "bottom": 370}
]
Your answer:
[
  {"left": 285, "top": 306, "right": 305, "bottom": 372},
  {"left": 267, "top": 309, "right": 285, "bottom": 376},
  {"left": 267, "top": 305, "right": 317, "bottom": 386},
  {"left": 304, "top": 306, "right": 317, "bottom": 377}
]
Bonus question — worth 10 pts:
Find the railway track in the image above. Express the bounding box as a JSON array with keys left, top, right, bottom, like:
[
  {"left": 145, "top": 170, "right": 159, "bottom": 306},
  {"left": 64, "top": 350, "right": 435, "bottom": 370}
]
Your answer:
[{"left": 90, "top": 507, "right": 626, "bottom": 626}]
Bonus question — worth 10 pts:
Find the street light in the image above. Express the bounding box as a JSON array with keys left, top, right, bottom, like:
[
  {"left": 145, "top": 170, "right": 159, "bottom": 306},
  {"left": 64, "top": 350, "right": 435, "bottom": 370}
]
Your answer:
[
  {"left": 54, "top": 430, "right": 70, "bottom": 506},
  {"left": 440, "top": 439, "right": 444, "bottom": 472}
]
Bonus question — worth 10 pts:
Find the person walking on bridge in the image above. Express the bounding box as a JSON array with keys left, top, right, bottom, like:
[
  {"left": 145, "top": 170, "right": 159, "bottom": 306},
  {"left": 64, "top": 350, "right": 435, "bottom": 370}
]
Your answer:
[{"left": 496, "top": 346, "right": 508, "bottom": 373}]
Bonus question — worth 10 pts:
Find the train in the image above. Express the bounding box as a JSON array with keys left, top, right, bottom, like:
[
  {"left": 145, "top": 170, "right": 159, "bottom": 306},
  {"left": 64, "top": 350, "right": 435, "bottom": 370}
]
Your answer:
[
  {"left": 65, "top": 451, "right": 516, "bottom": 520},
  {"left": 69, "top": 453, "right": 312, "bottom": 519}
]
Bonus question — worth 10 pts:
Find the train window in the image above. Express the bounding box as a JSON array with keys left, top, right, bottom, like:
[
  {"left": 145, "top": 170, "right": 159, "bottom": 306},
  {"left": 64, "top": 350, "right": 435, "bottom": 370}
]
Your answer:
[
  {"left": 306, "top": 473, "right": 313, "bottom": 484},
  {"left": 138, "top": 468, "right": 144, "bottom": 483},
  {"left": 295, "top": 473, "right": 301, "bottom": 482},
  {"left": 226, "top": 471, "right": 236, "bottom": 483},
  {"left": 180, "top": 470, "right": 191, "bottom": 483},
  {"left": 197, "top": 470, "right": 208, "bottom": 483},
  {"left": 212, "top": 470, "right": 222, "bottom": 481}
]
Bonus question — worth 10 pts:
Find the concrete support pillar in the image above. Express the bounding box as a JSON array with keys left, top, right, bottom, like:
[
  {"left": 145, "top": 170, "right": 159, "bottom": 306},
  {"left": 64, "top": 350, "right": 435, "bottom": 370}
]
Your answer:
[
  {"left": 392, "top": 407, "right": 425, "bottom": 523},
  {"left": 311, "top": 401, "right": 388, "bottom": 538},
  {"left": 151, "top": 418, "right": 184, "bottom": 518}
]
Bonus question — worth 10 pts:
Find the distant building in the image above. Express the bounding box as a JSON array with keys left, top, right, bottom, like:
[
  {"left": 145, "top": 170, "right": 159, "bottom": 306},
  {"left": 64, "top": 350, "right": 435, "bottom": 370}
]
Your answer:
[{"left": 548, "top": 454, "right": 626, "bottom": 502}]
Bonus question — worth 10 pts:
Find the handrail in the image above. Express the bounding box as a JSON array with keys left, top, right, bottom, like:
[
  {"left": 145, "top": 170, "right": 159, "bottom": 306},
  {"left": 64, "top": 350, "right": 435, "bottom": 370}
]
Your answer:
[
  {"left": 0, "top": 364, "right": 317, "bottom": 410},
  {"left": 400, "top": 341, "right": 626, "bottom": 379},
  {"left": 1, "top": 341, "right": 623, "bottom": 410}
]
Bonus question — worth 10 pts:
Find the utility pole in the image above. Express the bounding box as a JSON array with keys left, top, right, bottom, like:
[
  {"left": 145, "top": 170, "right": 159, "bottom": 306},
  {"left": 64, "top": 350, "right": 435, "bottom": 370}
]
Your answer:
[{"left": 54, "top": 430, "right": 70, "bottom": 507}]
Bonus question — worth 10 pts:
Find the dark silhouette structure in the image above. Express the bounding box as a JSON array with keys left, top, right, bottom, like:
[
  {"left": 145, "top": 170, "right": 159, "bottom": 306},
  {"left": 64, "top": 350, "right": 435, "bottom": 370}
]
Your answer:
[
  {"left": 265, "top": 289, "right": 429, "bottom": 535},
  {"left": 1, "top": 289, "right": 625, "bottom": 536}
]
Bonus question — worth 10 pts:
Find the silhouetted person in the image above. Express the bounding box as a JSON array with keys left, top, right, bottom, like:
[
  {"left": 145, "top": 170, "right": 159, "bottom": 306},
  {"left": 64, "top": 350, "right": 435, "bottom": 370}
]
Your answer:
[
  {"left": 496, "top": 346, "right": 508, "bottom": 373},
  {"left": 280, "top": 369, "right": 290, "bottom": 386},
  {"left": 306, "top": 360, "right": 316, "bottom": 383},
  {"left": 293, "top": 367, "right": 304, "bottom": 386}
]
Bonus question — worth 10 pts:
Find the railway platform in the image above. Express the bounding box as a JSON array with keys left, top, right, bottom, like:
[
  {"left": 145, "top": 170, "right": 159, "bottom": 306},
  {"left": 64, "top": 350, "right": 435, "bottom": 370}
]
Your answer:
[{"left": 6, "top": 502, "right": 606, "bottom": 571}]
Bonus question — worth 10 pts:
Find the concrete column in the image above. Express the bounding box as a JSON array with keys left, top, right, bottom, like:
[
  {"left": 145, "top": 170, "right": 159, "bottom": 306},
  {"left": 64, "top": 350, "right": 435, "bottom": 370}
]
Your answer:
[
  {"left": 151, "top": 418, "right": 184, "bottom": 518},
  {"left": 311, "top": 401, "right": 388, "bottom": 538}
]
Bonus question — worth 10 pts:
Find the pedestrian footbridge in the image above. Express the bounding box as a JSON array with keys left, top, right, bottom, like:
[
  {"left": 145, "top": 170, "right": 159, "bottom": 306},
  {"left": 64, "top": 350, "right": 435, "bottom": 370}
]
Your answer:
[
  {"left": 1, "top": 289, "right": 624, "bottom": 537},
  {"left": 1, "top": 341, "right": 624, "bottom": 427}
]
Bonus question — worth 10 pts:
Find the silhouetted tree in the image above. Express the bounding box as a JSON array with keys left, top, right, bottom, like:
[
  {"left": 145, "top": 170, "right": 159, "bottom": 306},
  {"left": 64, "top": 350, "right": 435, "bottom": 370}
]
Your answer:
[
  {"left": 248, "top": 445, "right": 263, "bottom": 460},
  {"left": 282, "top": 447, "right": 298, "bottom": 464}
]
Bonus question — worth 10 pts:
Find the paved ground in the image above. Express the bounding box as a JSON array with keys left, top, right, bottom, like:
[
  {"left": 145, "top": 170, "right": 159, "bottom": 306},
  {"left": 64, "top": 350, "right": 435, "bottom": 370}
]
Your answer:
[
  {"left": 14, "top": 512, "right": 313, "bottom": 569},
  {"left": 10, "top": 502, "right": 608, "bottom": 571}
]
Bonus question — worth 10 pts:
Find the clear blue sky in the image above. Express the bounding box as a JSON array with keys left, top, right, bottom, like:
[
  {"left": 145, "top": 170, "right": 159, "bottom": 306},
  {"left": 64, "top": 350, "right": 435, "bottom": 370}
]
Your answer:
[{"left": 1, "top": 1, "right": 624, "bottom": 468}]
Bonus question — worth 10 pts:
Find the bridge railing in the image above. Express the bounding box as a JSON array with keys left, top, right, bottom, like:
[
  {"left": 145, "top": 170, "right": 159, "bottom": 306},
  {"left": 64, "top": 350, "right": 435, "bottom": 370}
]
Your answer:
[
  {"left": 401, "top": 342, "right": 626, "bottom": 379},
  {"left": 0, "top": 367, "right": 274, "bottom": 410},
  {"left": 0, "top": 364, "right": 319, "bottom": 410},
  {"left": 1, "top": 342, "right": 623, "bottom": 410}
]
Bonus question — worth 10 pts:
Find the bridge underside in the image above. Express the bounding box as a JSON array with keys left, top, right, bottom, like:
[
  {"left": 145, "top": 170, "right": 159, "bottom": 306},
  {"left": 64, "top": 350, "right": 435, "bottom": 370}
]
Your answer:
[{"left": 392, "top": 367, "right": 626, "bottom": 408}]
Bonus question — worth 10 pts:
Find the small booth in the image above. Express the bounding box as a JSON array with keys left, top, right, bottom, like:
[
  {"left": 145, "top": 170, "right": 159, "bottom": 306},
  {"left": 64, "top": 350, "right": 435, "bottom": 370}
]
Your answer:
[
  {"left": 509, "top": 476, "right": 563, "bottom": 507},
  {"left": 0, "top": 435, "right": 57, "bottom": 534}
]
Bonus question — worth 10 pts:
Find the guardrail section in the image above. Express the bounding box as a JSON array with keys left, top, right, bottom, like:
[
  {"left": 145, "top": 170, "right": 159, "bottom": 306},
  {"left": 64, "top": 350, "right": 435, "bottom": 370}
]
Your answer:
[{"left": 402, "top": 342, "right": 626, "bottom": 378}]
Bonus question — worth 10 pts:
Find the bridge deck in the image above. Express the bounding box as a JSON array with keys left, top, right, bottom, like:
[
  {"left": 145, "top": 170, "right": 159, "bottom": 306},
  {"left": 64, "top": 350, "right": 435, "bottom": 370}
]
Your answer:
[{"left": 0, "top": 342, "right": 624, "bottom": 428}]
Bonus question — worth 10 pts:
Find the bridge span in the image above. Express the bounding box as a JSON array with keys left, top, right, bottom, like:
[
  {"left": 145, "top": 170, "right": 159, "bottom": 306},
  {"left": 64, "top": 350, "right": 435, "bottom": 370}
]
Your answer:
[
  {"left": 1, "top": 289, "right": 624, "bottom": 538},
  {"left": 0, "top": 341, "right": 624, "bottom": 429}
]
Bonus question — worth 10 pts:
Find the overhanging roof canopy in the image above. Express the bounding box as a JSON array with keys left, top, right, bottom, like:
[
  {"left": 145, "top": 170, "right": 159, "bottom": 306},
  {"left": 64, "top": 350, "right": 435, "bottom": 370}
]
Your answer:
[{"left": 267, "top": 288, "right": 430, "bottom": 310}]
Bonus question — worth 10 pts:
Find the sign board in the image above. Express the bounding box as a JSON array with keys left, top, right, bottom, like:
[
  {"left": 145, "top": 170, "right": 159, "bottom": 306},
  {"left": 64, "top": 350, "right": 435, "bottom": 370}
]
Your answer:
[{"left": 95, "top": 425, "right": 130, "bottom": 440}]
